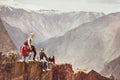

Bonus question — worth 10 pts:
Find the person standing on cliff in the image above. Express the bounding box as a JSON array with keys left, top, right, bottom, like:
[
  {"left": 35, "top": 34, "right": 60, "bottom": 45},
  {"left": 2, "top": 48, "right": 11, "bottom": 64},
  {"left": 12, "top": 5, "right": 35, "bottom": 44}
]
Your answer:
[
  {"left": 20, "top": 42, "right": 30, "bottom": 62},
  {"left": 39, "top": 48, "right": 50, "bottom": 71},
  {"left": 24, "top": 32, "right": 37, "bottom": 61}
]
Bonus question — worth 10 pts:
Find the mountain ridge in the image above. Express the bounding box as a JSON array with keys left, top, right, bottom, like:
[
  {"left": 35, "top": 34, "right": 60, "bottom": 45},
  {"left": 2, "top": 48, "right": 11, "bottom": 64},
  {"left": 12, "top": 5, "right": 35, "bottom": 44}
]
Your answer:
[
  {"left": 101, "top": 55, "right": 120, "bottom": 80},
  {"left": 0, "top": 6, "right": 104, "bottom": 50},
  {"left": 0, "top": 18, "right": 16, "bottom": 52},
  {"left": 39, "top": 12, "right": 120, "bottom": 71}
]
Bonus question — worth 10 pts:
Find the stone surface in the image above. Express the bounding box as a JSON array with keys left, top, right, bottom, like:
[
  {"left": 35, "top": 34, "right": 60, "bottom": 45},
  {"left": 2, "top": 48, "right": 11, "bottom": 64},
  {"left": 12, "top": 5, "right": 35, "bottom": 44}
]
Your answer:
[{"left": 0, "top": 52, "right": 111, "bottom": 80}]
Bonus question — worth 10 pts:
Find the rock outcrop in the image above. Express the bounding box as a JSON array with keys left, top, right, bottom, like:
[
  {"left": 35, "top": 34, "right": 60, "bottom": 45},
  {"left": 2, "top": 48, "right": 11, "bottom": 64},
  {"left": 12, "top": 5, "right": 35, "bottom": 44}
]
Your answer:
[
  {"left": 74, "top": 70, "right": 111, "bottom": 80},
  {"left": 0, "top": 52, "right": 111, "bottom": 80}
]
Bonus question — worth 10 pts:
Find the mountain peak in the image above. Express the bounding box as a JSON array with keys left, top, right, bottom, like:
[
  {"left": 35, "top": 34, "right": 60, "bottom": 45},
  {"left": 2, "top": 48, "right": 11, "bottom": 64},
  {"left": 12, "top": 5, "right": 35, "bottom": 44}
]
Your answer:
[
  {"left": 87, "top": 70, "right": 101, "bottom": 77},
  {"left": 88, "top": 70, "right": 99, "bottom": 74}
]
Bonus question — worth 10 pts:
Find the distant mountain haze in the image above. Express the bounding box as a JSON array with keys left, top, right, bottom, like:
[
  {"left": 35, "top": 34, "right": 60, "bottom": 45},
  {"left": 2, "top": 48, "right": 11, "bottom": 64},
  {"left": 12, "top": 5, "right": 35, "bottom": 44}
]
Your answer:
[
  {"left": 0, "top": 6, "right": 104, "bottom": 50},
  {"left": 39, "top": 12, "right": 120, "bottom": 72}
]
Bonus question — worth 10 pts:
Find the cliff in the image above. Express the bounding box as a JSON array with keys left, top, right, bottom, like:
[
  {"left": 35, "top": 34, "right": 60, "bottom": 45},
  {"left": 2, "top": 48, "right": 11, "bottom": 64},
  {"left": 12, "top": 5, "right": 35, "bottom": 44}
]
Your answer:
[{"left": 0, "top": 52, "right": 111, "bottom": 80}]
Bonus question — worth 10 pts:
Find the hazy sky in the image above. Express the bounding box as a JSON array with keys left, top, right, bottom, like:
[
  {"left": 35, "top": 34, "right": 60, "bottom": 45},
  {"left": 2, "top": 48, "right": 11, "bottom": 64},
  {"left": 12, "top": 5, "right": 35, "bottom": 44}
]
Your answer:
[{"left": 0, "top": 0, "right": 120, "bottom": 13}]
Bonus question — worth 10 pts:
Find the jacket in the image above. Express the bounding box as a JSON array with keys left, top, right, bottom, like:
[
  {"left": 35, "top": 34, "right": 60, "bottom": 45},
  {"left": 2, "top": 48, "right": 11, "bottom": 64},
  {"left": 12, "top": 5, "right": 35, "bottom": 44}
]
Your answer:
[{"left": 20, "top": 45, "right": 30, "bottom": 57}]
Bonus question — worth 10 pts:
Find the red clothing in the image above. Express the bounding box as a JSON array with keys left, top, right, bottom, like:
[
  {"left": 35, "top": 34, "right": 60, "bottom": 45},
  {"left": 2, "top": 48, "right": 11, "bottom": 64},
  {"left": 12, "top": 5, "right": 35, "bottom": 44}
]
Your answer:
[{"left": 20, "top": 45, "right": 30, "bottom": 57}]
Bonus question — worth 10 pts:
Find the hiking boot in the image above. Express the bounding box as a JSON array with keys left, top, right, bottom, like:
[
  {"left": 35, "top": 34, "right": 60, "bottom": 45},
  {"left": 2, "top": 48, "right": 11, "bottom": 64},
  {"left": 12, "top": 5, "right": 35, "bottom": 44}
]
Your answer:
[
  {"left": 35, "top": 58, "right": 38, "bottom": 61},
  {"left": 18, "top": 59, "right": 24, "bottom": 62},
  {"left": 42, "top": 69, "right": 46, "bottom": 72},
  {"left": 46, "top": 68, "right": 51, "bottom": 71},
  {"left": 33, "top": 59, "right": 36, "bottom": 61},
  {"left": 28, "top": 59, "right": 34, "bottom": 62}
]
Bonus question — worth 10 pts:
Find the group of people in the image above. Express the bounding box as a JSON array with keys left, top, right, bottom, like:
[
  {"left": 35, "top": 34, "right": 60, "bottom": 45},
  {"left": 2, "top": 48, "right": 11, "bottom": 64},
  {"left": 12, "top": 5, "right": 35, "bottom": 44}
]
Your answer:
[{"left": 20, "top": 32, "right": 55, "bottom": 71}]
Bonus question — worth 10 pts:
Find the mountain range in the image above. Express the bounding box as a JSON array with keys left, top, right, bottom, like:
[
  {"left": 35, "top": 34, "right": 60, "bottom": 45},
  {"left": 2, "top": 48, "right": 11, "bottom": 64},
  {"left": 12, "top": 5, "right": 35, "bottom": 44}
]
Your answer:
[
  {"left": 0, "top": 6, "right": 104, "bottom": 50},
  {"left": 0, "top": 6, "right": 120, "bottom": 79},
  {"left": 39, "top": 12, "right": 120, "bottom": 72}
]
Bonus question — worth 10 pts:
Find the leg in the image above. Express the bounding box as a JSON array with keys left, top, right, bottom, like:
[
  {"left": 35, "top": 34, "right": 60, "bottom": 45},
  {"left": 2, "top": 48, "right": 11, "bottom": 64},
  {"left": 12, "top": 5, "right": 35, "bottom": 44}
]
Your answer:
[
  {"left": 45, "top": 60, "right": 51, "bottom": 71},
  {"left": 23, "top": 56, "right": 25, "bottom": 62},
  {"left": 28, "top": 52, "right": 32, "bottom": 60},
  {"left": 45, "top": 61, "right": 48, "bottom": 68},
  {"left": 31, "top": 45, "right": 37, "bottom": 60},
  {"left": 23, "top": 53, "right": 29, "bottom": 62},
  {"left": 40, "top": 60, "right": 46, "bottom": 71}
]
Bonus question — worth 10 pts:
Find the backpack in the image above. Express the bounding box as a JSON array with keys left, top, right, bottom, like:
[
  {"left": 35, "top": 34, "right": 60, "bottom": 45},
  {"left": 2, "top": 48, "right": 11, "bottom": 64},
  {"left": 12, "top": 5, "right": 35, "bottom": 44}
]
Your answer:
[{"left": 20, "top": 45, "right": 30, "bottom": 57}]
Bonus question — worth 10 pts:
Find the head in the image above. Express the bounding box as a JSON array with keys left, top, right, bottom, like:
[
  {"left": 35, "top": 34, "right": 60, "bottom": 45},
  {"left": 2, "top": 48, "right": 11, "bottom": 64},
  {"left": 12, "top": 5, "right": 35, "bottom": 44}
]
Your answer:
[
  {"left": 30, "top": 32, "right": 34, "bottom": 38},
  {"left": 40, "top": 48, "right": 44, "bottom": 52},
  {"left": 50, "top": 56, "right": 54, "bottom": 58},
  {"left": 24, "top": 41, "right": 28, "bottom": 46}
]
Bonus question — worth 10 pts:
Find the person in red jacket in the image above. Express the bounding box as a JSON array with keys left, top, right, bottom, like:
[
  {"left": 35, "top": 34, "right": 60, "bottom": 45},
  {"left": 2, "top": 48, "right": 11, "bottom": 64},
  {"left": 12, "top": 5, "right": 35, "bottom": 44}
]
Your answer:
[{"left": 20, "top": 43, "right": 30, "bottom": 62}]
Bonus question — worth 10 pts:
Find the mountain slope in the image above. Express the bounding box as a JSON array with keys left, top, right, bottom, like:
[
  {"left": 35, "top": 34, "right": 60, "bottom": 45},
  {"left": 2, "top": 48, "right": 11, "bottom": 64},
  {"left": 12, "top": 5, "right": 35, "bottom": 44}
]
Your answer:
[
  {"left": 0, "top": 6, "right": 104, "bottom": 45},
  {"left": 2, "top": 20, "right": 28, "bottom": 50},
  {"left": 0, "top": 18, "right": 16, "bottom": 52},
  {"left": 101, "top": 55, "right": 120, "bottom": 80},
  {"left": 39, "top": 12, "right": 120, "bottom": 71}
]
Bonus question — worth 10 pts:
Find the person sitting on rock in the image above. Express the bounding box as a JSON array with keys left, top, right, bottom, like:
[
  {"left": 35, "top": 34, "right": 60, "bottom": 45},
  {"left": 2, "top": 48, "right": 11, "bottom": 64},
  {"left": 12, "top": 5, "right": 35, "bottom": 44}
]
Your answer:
[
  {"left": 24, "top": 32, "right": 37, "bottom": 61},
  {"left": 20, "top": 42, "right": 30, "bottom": 62},
  {"left": 39, "top": 48, "right": 50, "bottom": 71},
  {"left": 48, "top": 56, "right": 55, "bottom": 64}
]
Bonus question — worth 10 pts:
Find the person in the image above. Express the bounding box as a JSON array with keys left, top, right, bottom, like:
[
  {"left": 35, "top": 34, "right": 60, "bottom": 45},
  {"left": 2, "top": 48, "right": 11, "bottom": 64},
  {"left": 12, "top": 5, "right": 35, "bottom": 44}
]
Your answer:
[
  {"left": 48, "top": 56, "right": 55, "bottom": 64},
  {"left": 20, "top": 42, "right": 30, "bottom": 62},
  {"left": 39, "top": 48, "right": 50, "bottom": 71},
  {"left": 24, "top": 32, "right": 37, "bottom": 61}
]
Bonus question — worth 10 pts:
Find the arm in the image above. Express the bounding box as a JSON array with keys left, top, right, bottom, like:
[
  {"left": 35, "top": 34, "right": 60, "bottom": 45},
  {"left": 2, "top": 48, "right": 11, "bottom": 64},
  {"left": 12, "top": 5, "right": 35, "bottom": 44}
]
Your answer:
[
  {"left": 53, "top": 56, "right": 55, "bottom": 64},
  {"left": 44, "top": 53, "right": 48, "bottom": 61},
  {"left": 28, "top": 38, "right": 32, "bottom": 50}
]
